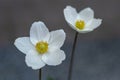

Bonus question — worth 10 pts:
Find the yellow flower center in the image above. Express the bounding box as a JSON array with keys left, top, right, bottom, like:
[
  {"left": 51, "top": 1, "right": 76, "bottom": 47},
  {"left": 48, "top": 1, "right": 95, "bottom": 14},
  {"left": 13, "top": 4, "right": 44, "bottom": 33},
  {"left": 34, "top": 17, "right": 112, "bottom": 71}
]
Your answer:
[
  {"left": 35, "top": 41, "right": 48, "bottom": 54},
  {"left": 75, "top": 20, "right": 85, "bottom": 30}
]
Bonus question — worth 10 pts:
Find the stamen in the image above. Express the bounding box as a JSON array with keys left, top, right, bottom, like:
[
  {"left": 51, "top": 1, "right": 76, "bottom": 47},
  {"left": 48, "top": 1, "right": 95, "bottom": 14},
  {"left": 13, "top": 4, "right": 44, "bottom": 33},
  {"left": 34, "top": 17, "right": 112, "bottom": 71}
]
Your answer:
[
  {"left": 35, "top": 41, "right": 48, "bottom": 54},
  {"left": 75, "top": 20, "right": 85, "bottom": 30}
]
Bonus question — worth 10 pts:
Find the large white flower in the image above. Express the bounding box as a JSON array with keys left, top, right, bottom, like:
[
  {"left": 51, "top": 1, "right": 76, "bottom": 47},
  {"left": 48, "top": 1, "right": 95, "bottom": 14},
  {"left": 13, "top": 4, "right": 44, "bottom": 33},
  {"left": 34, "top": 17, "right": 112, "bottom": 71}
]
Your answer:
[
  {"left": 63, "top": 6, "right": 102, "bottom": 33},
  {"left": 14, "top": 21, "right": 66, "bottom": 70}
]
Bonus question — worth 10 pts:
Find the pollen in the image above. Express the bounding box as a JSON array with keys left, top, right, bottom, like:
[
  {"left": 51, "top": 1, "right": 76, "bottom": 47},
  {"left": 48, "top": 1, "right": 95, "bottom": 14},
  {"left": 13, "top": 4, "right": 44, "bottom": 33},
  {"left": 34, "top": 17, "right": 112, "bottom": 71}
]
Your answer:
[
  {"left": 75, "top": 20, "right": 85, "bottom": 30},
  {"left": 35, "top": 41, "right": 48, "bottom": 54}
]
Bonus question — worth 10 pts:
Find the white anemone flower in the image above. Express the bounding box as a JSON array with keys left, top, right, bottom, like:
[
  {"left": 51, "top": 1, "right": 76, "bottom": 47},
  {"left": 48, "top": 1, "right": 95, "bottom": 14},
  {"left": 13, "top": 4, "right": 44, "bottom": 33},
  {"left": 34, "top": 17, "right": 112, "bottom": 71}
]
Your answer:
[
  {"left": 63, "top": 6, "right": 102, "bottom": 33},
  {"left": 14, "top": 21, "right": 66, "bottom": 70}
]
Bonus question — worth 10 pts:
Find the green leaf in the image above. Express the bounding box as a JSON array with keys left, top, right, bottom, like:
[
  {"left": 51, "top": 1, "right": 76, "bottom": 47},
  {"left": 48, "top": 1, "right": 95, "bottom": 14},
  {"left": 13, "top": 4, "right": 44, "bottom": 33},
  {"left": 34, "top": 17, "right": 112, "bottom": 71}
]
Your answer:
[{"left": 47, "top": 76, "right": 54, "bottom": 80}]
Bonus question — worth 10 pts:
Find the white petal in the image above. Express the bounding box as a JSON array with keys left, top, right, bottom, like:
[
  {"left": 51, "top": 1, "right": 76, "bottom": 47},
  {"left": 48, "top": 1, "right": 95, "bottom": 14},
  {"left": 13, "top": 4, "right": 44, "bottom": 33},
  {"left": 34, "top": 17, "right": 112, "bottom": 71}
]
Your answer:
[
  {"left": 88, "top": 18, "right": 102, "bottom": 30},
  {"left": 63, "top": 6, "right": 78, "bottom": 25},
  {"left": 30, "top": 21, "right": 50, "bottom": 45},
  {"left": 79, "top": 7, "right": 94, "bottom": 23},
  {"left": 76, "top": 19, "right": 102, "bottom": 33},
  {"left": 75, "top": 29, "right": 93, "bottom": 33},
  {"left": 49, "top": 29, "right": 66, "bottom": 51},
  {"left": 25, "top": 50, "right": 45, "bottom": 70},
  {"left": 14, "top": 37, "right": 34, "bottom": 54},
  {"left": 42, "top": 49, "right": 66, "bottom": 66}
]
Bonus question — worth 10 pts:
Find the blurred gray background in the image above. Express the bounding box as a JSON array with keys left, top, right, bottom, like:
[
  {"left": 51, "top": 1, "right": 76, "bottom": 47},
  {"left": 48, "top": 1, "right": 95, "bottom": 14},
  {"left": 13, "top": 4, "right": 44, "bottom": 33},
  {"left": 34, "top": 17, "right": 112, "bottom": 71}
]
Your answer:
[{"left": 0, "top": 0, "right": 120, "bottom": 80}]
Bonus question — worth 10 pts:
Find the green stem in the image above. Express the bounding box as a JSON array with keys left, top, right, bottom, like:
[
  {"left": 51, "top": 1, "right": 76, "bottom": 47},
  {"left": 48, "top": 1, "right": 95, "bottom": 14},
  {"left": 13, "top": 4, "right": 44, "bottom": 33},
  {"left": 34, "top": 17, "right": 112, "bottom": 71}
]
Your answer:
[
  {"left": 68, "top": 32, "right": 78, "bottom": 80},
  {"left": 39, "top": 69, "right": 41, "bottom": 80}
]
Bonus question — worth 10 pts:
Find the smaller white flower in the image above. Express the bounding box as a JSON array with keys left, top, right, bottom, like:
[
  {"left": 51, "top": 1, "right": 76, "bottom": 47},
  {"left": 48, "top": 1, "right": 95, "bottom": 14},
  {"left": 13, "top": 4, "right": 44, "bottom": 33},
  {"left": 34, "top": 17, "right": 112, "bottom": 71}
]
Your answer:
[
  {"left": 14, "top": 21, "right": 66, "bottom": 70},
  {"left": 63, "top": 6, "right": 102, "bottom": 33}
]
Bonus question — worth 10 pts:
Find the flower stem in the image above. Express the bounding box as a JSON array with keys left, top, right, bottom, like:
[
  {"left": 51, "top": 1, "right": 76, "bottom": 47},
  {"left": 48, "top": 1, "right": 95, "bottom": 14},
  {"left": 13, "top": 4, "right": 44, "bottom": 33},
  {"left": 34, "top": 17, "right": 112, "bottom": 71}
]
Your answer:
[
  {"left": 39, "top": 69, "right": 42, "bottom": 80},
  {"left": 68, "top": 32, "right": 78, "bottom": 80}
]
